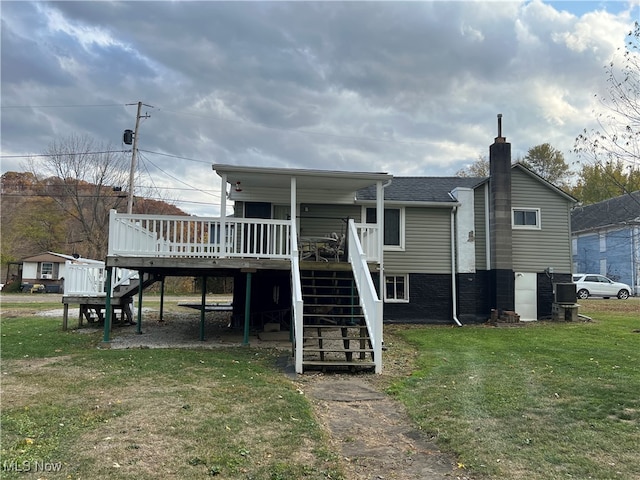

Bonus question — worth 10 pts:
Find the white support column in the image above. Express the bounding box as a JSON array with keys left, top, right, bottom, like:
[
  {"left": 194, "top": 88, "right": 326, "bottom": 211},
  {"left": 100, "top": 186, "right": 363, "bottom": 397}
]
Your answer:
[
  {"left": 290, "top": 176, "right": 297, "bottom": 243},
  {"left": 220, "top": 173, "right": 227, "bottom": 257}
]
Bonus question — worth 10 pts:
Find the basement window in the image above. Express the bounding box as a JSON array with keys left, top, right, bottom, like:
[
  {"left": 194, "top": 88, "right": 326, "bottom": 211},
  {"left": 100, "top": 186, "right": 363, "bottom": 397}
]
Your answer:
[
  {"left": 384, "top": 274, "right": 409, "bottom": 303},
  {"left": 512, "top": 208, "right": 540, "bottom": 230}
]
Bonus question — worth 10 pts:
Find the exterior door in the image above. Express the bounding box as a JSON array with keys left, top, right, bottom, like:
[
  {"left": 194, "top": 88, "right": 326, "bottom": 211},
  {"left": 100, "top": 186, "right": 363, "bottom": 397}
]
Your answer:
[{"left": 515, "top": 272, "right": 537, "bottom": 321}]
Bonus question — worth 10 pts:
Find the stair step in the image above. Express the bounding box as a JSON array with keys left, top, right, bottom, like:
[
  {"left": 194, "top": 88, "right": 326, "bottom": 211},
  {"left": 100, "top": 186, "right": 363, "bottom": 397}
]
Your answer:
[
  {"left": 302, "top": 312, "right": 364, "bottom": 318},
  {"left": 304, "top": 348, "right": 373, "bottom": 353},
  {"left": 303, "top": 322, "right": 365, "bottom": 327},
  {"left": 302, "top": 360, "right": 376, "bottom": 368},
  {"left": 302, "top": 337, "right": 370, "bottom": 343}
]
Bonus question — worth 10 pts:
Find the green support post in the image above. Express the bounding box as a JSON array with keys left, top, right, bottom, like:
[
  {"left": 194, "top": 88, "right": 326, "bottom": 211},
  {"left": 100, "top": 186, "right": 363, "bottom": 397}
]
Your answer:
[
  {"left": 200, "top": 276, "right": 207, "bottom": 341},
  {"left": 137, "top": 274, "right": 143, "bottom": 334},
  {"left": 243, "top": 272, "right": 252, "bottom": 346},
  {"left": 103, "top": 267, "right": 113, "bottom": 343},
  {"left": 159, "top": 276, "right": 165, "bottom": 322}
]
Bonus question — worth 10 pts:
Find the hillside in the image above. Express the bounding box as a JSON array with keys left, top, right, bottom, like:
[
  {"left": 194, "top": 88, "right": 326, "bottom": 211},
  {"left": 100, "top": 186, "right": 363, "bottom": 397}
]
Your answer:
[{"left": 1, "top": 171, "right": 188, "bottom": 265}]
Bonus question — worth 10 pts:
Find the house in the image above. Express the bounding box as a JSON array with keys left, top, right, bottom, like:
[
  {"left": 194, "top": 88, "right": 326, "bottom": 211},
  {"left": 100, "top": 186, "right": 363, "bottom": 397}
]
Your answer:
[
  {"left": 571, "top": 191, "right": 640, "bottom": 295},
  {"left": 21, "top": 252, "right": 89, "bottom": 293},
  {"left": 98, "top": 129, "right": 576, "bottom": 374},
  {"left": 356, "top": 134, "right": 576, "bottom": 323}
]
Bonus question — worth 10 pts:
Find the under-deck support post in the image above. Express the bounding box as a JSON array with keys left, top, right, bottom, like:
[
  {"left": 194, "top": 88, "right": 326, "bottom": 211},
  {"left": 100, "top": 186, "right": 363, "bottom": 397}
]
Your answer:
[
  {"left": 62, "top": 303, "right": 69, "bottom": 331},
  {"left": 159, "top": 276, "right": 165, "bottom": 322},
  {"left": 243, "top": 271, "right": 252, "bottom": 346},
  {"left": 136, "top": 273, "right": 143, "bottom": 334},
  {"left": 200, "top": 276, "right": 207, "bottom": 341},
  {"left": 103, "top": 267, "right": 113, "bottom": 342}
]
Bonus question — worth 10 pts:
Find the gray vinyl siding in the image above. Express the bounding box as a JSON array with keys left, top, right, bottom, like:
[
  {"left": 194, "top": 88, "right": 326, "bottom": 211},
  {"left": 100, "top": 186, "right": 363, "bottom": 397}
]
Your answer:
[
  {"left": 511, "top": 169, "right": 573, "bottom": 271},
  {"left": 385, "top": 207, "right": 452, "bottom": 274},
  {"left": 474, "top": 185, "right": 487, "bottom": 271},
  {"left": 299, "top": 204, "right": 361, "bottom": 238}
]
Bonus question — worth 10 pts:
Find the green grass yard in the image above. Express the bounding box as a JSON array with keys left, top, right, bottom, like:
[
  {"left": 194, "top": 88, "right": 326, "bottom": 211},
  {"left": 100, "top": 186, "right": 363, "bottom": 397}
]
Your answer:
[
  {"left": 382, "top": 299, "right": 640, "bottom": 479},
  {"left": 0, "top": 298, "right": 341, "bottom": 480},
  {"left": 1, "top": 295, "right": 639, "bottom": 479}
]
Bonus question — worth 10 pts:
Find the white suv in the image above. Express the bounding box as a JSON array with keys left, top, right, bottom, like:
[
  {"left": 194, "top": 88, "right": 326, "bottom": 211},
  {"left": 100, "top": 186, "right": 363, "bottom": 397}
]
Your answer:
[{"left": 572, "top": 274, "right": 632, "bottom": 300}]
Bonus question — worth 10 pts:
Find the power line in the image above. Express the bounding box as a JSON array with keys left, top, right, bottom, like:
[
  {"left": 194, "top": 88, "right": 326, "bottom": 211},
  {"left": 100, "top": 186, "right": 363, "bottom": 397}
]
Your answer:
[
  {"left": 136, "top": 151, "right": 219, "bottom": 199},
  {"left": 0, "top": 103, "right": 125, "bottom": 109},
  {"left": 138, "top": 149, "right": 210, "bottom": 164},
  {"left": 1, "top": 150, "right": 130, "bottom": 159}
]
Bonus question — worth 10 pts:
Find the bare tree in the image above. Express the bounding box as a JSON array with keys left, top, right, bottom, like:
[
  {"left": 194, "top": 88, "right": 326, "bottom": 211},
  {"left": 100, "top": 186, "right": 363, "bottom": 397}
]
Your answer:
[
  {"left": 575, "top": 22, "right": 640, "bottom": 176},
  {"left": 26, "top": 134, "right": 129, "bottom": 259}
]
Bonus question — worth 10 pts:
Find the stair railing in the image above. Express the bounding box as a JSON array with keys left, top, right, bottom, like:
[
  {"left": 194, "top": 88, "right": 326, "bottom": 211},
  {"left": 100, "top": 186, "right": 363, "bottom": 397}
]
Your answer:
[
  {"left": 290, "top": 227, "right": 304, "bottom": 374},
  {"left": 347, "top": 219, "right": 383, "bottom": 373},
  {"left": 110, "top": 268, "right": 139, "bottom": 297}
]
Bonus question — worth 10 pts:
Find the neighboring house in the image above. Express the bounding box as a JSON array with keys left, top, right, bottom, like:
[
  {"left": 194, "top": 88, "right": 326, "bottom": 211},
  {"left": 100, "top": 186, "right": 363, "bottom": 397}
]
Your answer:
[
  {"left": 571, "top": 191, "right": 640, "bottom": 295},
  {"left": 100, "top": 130, "right": 576, "bottom": 373},
  {"left": 21, "top": 252, "right": 77, "bottom": 292}
]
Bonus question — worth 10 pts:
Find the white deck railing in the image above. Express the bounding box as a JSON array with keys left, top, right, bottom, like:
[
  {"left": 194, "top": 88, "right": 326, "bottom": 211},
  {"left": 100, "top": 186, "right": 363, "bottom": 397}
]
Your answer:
[
  {"left": 355, "top": 223, "right": 380, "bottom": 262},
  {"left": 64, "top": 260, "right": 138, "bottom": 297},
  {"left": 64, "top": 261, "right": 107, "bottom": 296},
  {"left": 108, "top": 210, "right": 291, "bottom": 259},
  {"left": 348, "top": 219, "right": 383, "bottom": 373}
]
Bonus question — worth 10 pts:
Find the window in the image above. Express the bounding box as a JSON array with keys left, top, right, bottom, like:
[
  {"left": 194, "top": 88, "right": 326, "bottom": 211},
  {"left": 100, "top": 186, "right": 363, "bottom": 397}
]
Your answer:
[
  {"left": 365, "top": 207, "right": 404, "bottom": 249},
  {"left": 40, "top": 262, "right": 54, "bottom": 279},
  {"left": 384, "top": 274, "right": 409, "bottom": 302},
  {"left": 512, "top": 208, "right": 540, "bottom": 229}
]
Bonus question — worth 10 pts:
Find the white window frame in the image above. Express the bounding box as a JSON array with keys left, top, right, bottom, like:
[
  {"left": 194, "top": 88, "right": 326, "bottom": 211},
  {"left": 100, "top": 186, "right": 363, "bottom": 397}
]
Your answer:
[
  {"left": 41, "top": 262, "right": 54, "bottom": 275},
  {"left": 363, "top": 206, "right": 405, "bottom": 251},
  {"left": 383, "top": 274, "right": 409, "bottom": 303},
  {"left": 512, "top": 208, "right": 541, "bottom": 230}
]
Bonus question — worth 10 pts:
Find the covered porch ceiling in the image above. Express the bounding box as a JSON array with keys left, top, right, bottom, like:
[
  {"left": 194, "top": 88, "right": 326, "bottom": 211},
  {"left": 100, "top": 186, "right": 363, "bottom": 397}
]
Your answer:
[{"left": 213, "top": 164, "right": 392, "bottom": 200}]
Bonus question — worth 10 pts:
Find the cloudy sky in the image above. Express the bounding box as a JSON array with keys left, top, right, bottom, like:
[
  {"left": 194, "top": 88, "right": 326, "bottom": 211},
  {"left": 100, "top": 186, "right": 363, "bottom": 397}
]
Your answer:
[{"left": 1, "top": 1, "right": 638, "bottom": 216}]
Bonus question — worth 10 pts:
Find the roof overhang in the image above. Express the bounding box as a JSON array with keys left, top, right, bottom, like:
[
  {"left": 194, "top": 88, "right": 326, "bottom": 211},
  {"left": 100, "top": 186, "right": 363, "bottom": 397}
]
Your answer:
[
  {"left": 213, "top": 164, "right": 391, "bottom": 195},
  {"left": 356, "top": 199, "right": 460, "bottom": 208}
]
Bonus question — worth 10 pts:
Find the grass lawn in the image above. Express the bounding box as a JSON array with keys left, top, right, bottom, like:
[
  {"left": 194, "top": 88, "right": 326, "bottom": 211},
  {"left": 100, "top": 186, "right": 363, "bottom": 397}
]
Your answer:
[
  {"left": 2, "top": 294, "right": 638, "bottom": 479},
  {"left": 0, "top": 297, "right": 342, "bottom": 480},
  {"left": 382, "top": 298, "right": 640, "bottom": 480}
]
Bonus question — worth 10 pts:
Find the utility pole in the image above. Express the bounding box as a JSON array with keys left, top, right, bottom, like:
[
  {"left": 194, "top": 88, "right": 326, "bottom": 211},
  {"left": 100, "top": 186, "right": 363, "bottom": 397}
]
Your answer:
[{"left": 126, "top": 101, "right": 152, "bottom": 214}]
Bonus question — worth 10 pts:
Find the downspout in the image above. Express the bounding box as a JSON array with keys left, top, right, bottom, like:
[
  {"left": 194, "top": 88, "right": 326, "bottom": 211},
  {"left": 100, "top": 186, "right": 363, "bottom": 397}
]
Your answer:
[{"left": 451, "top": 206, "right": 463, "bottom": 326}]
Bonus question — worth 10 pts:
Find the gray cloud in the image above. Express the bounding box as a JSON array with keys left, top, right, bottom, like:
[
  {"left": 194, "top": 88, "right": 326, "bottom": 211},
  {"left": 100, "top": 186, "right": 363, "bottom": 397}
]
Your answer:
[{"left": 1, "top": 0, "right": 637, "bottom": 215}]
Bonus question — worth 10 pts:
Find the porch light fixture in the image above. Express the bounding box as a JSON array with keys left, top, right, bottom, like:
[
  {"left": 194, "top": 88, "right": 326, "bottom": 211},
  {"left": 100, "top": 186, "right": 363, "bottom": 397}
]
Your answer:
[{"left": 234, "top": 181, "right": 242, "bottom": 192}]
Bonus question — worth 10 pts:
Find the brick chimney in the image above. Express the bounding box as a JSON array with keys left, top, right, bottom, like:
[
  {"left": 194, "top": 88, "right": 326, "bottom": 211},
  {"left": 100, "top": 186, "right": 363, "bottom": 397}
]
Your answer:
[{"left": 489, "top": 114, "right": 514, "bottom": 312}]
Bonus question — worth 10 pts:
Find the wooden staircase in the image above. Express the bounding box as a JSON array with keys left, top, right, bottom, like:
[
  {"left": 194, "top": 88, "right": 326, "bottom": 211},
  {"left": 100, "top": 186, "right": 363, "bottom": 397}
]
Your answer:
[
  {"left": 300, "top": 268, "right": 375, "bottom": 371},
  {"left": 112, "top": 272, "right": 159, "bottom": 299}
]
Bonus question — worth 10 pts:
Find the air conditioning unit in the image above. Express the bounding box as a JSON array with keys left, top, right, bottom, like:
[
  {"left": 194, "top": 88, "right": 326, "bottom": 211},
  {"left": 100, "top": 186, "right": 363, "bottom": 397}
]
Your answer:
[
  {"left": 555, "top": 283, "right": 576, "bottom": 304},
  {"left": 40, "top": 273, "right": 52, "bottom": 280}
]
